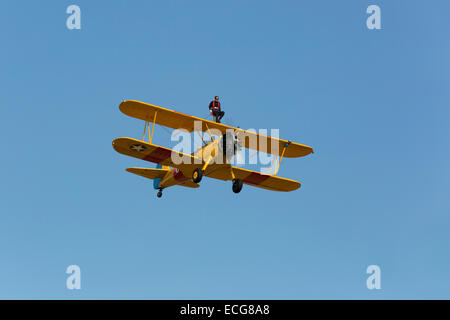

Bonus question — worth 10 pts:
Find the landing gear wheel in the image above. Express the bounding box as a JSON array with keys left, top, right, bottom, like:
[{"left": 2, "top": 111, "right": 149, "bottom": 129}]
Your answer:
[
  {"left": 157, "top": 189, "right": 163, "bottom": 198},
  {"left": 192, "top": 168, "right": 203, "bottom": 183},
  {"left": 232, "top": 179, "right": 243, "bottom": 193}
]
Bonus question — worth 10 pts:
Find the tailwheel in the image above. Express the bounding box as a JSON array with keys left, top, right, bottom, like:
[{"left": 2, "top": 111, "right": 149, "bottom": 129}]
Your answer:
[
  {"left": 157, "top": 189, "right": 163, "bottom": 198},
  {"left": 232, "top": 179, "right": 243, "bottom": 193},
  {"left": 192, "top": 168, "right": 203, "bottom": 183}
]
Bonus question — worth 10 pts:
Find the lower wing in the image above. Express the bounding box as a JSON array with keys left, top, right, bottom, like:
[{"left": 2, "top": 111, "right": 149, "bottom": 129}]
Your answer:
[
  {"left": 207, "top": 166, "right": 301, "bottom": 192},
  {"left": 113, "top": 137, "right": 300, "bottom": 192},
  {"left": 113, "top": 137, "right": 200, "bottom": 174}
]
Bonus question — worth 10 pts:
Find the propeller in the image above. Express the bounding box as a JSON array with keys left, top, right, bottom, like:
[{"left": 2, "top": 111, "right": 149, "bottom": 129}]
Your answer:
[{"left": 219, "top": 130, "right": 243, "bottom": 164}]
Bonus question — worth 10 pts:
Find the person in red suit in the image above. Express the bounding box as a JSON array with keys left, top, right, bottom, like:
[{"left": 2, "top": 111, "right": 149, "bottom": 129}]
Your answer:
[{"left": 209, "top": 96, "right": 225, "bottom": 123}]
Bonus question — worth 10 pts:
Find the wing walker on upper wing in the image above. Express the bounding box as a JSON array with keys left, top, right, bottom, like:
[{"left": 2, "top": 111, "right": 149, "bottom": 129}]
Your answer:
[{"left": 112, "top": 100, "right": 314, "bottom": 197}]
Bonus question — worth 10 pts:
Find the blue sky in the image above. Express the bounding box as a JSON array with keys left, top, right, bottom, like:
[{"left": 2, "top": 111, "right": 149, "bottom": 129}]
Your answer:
[{"left": 0, "top": 0, "right": 449, "bottom": 299}]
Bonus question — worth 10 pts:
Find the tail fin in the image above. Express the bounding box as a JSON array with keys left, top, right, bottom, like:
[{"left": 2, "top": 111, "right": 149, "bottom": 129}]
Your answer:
[{"left": 154, "top": 164, "right": 163, "bottom": 189}]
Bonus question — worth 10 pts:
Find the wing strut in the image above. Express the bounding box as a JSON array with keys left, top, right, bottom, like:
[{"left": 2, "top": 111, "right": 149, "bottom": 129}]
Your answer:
[
  {"left": 149, "top": 111, "right": 158, "bottom": 144},
  {"left": 141, "top": 111, "right": 158, "bottom": 144},
  {"left": 204, "top": 122, "right": 215, "bottom": 142},
  {"left": 274, "top": 141, "right": 291, "bottom": 176},
  {"left": 142, "top": 121, "right": 149, "bottom": 141}
]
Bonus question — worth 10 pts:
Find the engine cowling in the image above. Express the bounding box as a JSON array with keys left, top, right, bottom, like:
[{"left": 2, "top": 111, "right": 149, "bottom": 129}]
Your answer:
[{"left": 219, "top": 131, "right": 241, "bottom": 160}]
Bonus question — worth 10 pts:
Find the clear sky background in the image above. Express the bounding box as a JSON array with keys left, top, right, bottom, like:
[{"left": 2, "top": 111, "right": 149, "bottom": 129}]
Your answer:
[{"left": 1, "top": 0, "right": 449, "bottom": 299}]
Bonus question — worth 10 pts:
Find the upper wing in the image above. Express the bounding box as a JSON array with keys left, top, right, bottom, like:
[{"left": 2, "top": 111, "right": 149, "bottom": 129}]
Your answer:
[
  {"left": 119, "top": 100, "right": 313, "bottom": 158},
  {"left": 206, "top": 166, "right": 301, "bottom": 192}
]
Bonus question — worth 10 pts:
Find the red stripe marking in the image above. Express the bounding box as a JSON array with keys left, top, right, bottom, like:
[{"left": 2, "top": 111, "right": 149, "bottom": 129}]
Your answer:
[
  {"left": 172, "top": 168, "right": 189, "bottom": 182},
  {"left": 143, "top": 147, "right": 172, "bottom": 164},
  {"left": 243, "top": 172, "right": 270, "bottom": 185}
]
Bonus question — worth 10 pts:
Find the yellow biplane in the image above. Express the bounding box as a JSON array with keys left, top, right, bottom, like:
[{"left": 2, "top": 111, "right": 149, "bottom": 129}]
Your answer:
[{"left": 112, "top": 100, "right": 313, "bottom": 197}]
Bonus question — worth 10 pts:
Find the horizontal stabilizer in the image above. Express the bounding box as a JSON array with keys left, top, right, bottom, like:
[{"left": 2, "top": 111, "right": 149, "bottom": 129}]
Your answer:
[
  {"left": 126, "top": 167, "right": 168, "bottom": 179},
  {"left": 126, "top": 167, "right": 199, "bottom": 189},
  {"left": 178, "top": 180, "right": 200, "bottom": 189}
]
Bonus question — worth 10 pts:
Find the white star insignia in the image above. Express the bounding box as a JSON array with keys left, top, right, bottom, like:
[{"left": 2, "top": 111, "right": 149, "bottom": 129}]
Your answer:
[{"left": 130, "top": 144, "right": 146, "bottom": 152}]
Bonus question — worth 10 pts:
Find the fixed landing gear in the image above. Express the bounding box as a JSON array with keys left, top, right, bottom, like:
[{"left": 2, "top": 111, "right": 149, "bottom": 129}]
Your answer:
[
  {"left": 157, "top": 189, "right": 163, "bottom": 198},
  {"left": 232, "top": 179, "right": 243, "bottom": 193},
  {"left": 192, "top": 168, "right": 203, "bottom": 183}
]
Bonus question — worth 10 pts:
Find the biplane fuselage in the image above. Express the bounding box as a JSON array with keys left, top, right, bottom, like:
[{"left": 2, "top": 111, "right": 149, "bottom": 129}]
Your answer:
[
  {"left": 148, "top": 138, "right": 230, "bottom": 190},
  {"left": 113, "top": 100, "right": 314, "bottom": 197}
]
